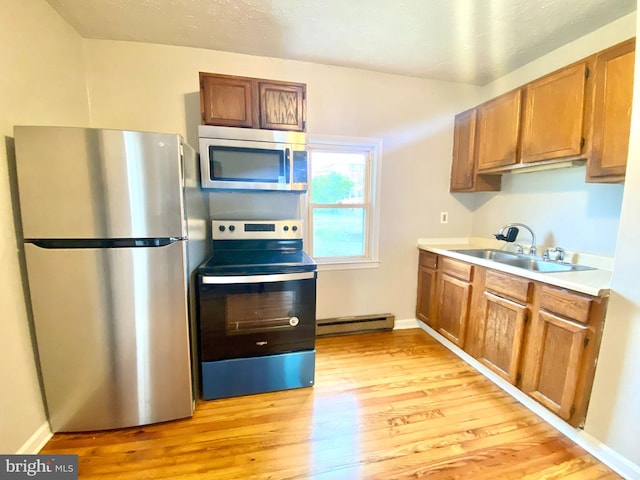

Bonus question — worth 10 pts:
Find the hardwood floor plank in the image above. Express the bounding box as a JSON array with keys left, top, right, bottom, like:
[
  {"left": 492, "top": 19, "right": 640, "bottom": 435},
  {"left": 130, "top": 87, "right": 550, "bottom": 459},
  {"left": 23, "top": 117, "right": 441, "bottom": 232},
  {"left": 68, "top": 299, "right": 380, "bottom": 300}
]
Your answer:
[{"left": 40, "top": 329, "right": 621, "bottom": 479}]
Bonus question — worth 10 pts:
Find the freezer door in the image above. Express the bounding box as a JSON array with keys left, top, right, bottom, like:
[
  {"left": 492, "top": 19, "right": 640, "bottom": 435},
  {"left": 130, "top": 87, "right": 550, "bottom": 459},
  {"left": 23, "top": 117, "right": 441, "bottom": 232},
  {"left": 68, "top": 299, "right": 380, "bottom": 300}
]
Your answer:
[
  {"left": 25, "top": 241, "right": 193, "bottom": 432},
  {"left": 14, "top": 126, "right": 186, "bottom": 239}
]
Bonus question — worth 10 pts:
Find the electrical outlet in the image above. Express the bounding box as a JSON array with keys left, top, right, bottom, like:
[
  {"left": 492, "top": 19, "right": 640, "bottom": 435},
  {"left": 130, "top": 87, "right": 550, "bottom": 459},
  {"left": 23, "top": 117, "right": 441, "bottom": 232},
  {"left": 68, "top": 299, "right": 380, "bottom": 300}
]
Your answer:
[{"left": 440, "top": 211, "right": 448, "bottom": 224}]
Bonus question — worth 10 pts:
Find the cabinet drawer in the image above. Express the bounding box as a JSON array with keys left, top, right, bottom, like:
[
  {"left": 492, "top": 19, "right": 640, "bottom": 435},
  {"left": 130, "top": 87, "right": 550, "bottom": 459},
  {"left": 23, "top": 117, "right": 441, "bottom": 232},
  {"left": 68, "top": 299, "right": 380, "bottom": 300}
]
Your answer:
[
  {"left": 485, "top": 269, "right": 532, "bottom": 303},
  {"left": 419, "top": 251, "right": 438, "bottom": 269},
  {"left": 441, "top": 257, "right": 473, "bottom": 281},
  {"left": 540, "top": 286, "right": 593, "bottom": 324}
]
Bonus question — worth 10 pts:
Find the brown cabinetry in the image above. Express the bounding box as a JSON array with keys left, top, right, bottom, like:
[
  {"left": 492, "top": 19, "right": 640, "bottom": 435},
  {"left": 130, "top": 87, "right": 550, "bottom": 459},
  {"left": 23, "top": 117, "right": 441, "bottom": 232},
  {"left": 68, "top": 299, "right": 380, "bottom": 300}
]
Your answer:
[
  {"left": 416, "top": 250, "right": 608, "bottom": 427},
  {"left": 453, "top": 37, "right": 635, "bottom": 185},
  {"left": 476, "top": 89, "right": 523, "bottom": 171},
  {"left": 522, "top": 286, "right": 606, "bottom": 426},
  {"left": 199, "top": 72, "right": 306, "bottom": 131},
  {"left": 586, "top": 38, "right": 636, "bottom": 183},
  {"left": 477, "top": 270, "right": 531, "bottom": 385},
  {"left": 435, "top": 258, "right": 473, "bottom": 348},
  {"left": 450, "top": 108, "right": 501, "bottom": 192},
  {"left": 521, "top": 62, "right": 589, "bottom": 164},
  {"left": 416, "top": 251, "right": 438, "bottom": 327}
]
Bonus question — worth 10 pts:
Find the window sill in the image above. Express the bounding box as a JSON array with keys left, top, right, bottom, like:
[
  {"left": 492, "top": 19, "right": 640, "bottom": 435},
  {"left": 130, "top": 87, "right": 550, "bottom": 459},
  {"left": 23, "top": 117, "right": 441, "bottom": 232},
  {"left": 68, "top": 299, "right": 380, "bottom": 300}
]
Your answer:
[{"left": 316, "top": 260, "right": 381, "bottom": 271}]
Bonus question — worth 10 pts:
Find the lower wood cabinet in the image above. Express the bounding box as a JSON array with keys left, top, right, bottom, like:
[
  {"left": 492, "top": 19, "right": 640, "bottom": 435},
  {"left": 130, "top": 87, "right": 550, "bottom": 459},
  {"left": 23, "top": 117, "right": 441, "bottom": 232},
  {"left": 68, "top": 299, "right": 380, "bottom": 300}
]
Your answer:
[
  {"left": 521, "top": 286, "right": 607, "bottom": 427},
  {"left": 416, "top": 251, "right": 438, "bottom": 327},
  {"left": 435, "top": 258, "right": 473, "bottom": 348},
  {"left": 416, "top": 250, "right": 607, "bottom": 427},
  {"left": 478, "top": 292, "right": 528, "bottom": 385},
  {"left": 476, "top": 270, "right": 532, "bottom": 385}
]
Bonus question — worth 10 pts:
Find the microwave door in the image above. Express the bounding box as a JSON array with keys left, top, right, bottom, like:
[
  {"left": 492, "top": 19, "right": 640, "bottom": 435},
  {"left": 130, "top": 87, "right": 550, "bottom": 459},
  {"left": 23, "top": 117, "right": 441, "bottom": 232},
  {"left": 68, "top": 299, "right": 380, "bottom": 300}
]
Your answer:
[{"left": 200, "top": 139, "right": 289, "bottom": 191}]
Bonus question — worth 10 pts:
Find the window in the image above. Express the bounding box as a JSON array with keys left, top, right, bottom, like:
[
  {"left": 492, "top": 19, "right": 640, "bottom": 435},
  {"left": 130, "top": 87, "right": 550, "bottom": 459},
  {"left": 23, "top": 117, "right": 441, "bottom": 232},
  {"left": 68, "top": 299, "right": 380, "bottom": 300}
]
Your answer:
[{"left": 307, "top": 135, "right": 381, "bottom": 268}]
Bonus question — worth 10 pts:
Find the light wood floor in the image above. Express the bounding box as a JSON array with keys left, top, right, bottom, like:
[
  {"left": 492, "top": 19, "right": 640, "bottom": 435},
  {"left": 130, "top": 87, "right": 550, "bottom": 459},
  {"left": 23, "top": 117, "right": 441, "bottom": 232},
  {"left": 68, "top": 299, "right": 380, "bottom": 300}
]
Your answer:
[{"left": 41, "top": 329, "right": 622, "bottom": 479}]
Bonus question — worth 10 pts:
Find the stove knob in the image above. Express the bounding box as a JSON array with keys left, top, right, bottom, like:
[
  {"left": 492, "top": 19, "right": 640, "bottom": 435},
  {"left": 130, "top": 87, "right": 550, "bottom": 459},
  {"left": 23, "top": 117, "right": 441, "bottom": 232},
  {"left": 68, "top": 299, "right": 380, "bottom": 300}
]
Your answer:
[
  {"left": 229, "top": 225, "right": 235, "bottom": 232},
  {"left": 218, "top": 225, "right": 225, "bottom": 232},
  {"left": 292, "top": 225, "right": 298, "bottom": 232},
  {"left": 289, "top": 316, "right": 299, "bottom": 327},
  {"left": 284, "top": 225, "right": 289, "bottom": 231}
]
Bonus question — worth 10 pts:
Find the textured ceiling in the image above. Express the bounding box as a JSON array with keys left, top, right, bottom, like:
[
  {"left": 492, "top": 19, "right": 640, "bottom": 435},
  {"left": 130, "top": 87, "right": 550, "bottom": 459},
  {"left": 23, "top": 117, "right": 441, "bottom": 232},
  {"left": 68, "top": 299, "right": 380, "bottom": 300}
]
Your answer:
[{"left": 47, "top": 0, "right": 636, "bottom": 85}]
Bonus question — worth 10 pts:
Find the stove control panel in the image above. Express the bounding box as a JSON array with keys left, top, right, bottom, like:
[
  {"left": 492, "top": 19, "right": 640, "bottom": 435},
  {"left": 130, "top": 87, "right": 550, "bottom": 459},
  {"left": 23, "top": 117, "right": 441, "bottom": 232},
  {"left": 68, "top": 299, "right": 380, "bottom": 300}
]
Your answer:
[{"left": 211, "top": 220, "right": 303, "bottom": 240}]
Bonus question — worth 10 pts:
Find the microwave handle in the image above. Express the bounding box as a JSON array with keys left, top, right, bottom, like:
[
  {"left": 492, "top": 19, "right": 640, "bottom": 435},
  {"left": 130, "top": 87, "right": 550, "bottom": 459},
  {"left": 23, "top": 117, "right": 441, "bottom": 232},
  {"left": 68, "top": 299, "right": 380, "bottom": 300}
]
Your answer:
[{"left": 285, "top": 147, "right": 291, "bottom": 183}]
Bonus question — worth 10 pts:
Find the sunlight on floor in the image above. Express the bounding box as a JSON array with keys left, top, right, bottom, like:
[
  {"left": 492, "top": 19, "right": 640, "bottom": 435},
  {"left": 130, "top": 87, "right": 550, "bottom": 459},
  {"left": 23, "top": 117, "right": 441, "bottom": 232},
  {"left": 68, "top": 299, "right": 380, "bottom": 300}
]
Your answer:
[{"left": 311, "top": 393, "right": 362, "bottom": 478}]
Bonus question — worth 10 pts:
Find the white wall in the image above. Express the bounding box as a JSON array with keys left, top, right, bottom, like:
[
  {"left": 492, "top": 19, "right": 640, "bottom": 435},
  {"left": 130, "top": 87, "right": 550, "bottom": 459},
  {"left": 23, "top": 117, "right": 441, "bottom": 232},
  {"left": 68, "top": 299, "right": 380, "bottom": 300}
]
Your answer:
[
  {"left": 584, "top": 10, "right": 640, "bottom": 467},
  {"left": 0, "top": 0, "right": 90, "bottom": 453},
  {"left": 473, "top": 167, "right": 624, "bottom": 255},
  {"left": 470, "top": 13, "right": 635, "bottom": 256},
  {"left": 81, "top": 39, "right": 483, "bottom": 321}
]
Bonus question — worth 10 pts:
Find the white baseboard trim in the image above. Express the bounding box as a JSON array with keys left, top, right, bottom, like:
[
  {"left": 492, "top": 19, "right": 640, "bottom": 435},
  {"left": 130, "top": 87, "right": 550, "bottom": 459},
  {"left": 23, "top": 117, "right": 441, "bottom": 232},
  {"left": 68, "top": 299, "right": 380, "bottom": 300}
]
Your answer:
[
  {"left": 16, "top": 421, "right": 52, "bottom": 454},
  {"left": 393, "top": 318, "right": 419, "bottom": 330},
  {"left": 417, "top": 320, "right": 640, "bottom": 480}
]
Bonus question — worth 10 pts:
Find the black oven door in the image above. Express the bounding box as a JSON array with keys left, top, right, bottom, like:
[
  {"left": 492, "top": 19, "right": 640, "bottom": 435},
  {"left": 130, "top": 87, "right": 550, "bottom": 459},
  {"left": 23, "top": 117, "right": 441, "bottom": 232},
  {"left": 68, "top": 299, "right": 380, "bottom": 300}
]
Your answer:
[{"left": 197, "top": 272, "right": 316, "bottom": 361}]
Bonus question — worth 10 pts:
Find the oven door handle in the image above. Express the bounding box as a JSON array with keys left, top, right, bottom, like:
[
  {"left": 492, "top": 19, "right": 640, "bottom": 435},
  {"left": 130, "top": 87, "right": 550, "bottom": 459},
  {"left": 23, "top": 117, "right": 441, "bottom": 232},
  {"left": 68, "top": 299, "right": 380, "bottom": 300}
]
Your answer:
[{"left": 201, "top": 272, "right": 316, "bottom": 285}]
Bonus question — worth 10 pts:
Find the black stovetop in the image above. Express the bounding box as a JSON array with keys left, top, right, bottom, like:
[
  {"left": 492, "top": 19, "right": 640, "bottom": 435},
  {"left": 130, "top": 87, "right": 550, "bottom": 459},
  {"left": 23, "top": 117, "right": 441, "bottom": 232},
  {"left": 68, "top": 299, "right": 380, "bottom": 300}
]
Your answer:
[{"left": 198, "top": 239, "right": 317, "bottom": 276}]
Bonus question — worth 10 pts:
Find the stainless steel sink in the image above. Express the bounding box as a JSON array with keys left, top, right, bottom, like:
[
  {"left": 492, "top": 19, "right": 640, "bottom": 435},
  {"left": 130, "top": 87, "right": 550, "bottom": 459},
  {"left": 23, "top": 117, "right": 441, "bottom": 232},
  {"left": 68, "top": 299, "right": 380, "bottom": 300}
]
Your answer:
[
  {"left": 451, "top": 249, "right": 520, "bottom": 261},
  {"left": 451, "top": 249, "right": 595, "bottom": 273}
]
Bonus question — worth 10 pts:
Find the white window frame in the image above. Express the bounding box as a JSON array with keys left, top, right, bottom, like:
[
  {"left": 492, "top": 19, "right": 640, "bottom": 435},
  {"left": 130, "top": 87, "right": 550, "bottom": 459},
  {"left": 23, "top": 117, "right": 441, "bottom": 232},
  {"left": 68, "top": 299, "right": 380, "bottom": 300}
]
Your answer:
[{"left": 306, "top": 134, "right": 382, "bottom": 270}]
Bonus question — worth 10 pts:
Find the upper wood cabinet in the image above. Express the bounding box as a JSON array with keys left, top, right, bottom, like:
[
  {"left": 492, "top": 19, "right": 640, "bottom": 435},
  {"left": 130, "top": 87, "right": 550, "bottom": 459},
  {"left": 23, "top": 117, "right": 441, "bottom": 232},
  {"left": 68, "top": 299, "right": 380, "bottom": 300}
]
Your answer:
[
  {"left": 200, "top": 74, "right": 255, "bottom": 128},
  {"left": 450, "top": 108, "right": 501, "bottom": 192},
  {"left": 476, "top": 89, "right": 523, "bottom": 171},
  {"left": 258, "top": 81, "right": 306, "bottom": 131},
  {"left": 586, "top": 38, "right": 636, "bottom": 183},
  {"left": 452, "top": 37, "right": 635, "bottom": 185},
  {"left": 521, "top": 62, "right": 589, "bottom": 163},
  {"left": 199, "top": 72, "right": 306, "bottom": 131}
]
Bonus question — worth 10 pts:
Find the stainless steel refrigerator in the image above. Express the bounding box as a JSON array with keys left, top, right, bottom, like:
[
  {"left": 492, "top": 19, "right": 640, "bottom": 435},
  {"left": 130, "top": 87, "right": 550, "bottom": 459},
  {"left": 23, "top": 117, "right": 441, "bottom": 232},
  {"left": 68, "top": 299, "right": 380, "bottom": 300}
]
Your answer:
[{"left": 14, "top": 126, "right": 209, "bottom": 432}]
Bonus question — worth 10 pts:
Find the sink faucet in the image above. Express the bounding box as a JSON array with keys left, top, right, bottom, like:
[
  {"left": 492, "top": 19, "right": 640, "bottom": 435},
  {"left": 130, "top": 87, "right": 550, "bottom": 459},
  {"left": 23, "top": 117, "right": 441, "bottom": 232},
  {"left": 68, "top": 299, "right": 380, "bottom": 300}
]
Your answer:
[{"left": 494, "top": 223, "right": 537, "bottom": 256}]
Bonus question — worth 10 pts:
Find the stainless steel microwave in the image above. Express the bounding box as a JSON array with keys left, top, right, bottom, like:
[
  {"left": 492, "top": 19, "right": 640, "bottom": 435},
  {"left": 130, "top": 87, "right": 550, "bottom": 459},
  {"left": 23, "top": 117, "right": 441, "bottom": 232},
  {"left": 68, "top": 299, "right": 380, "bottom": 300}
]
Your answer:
[{"left": 198, "top": 125, "right": 308, "bottom": 192}]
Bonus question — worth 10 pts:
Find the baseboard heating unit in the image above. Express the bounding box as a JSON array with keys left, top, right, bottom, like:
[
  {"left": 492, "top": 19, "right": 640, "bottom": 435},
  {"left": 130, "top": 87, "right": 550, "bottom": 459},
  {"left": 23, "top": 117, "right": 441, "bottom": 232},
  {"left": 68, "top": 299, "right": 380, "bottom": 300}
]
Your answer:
[{"left": 316, "top": 313, "right": 395, "bottom": 337}]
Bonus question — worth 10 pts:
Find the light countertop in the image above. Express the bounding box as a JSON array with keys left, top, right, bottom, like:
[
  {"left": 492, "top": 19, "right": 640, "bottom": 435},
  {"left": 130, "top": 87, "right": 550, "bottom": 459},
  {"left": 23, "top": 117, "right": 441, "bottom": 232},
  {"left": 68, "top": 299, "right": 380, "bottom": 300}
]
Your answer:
[{"left": 418, "top": 238, "right": 612, "bottom": 297}]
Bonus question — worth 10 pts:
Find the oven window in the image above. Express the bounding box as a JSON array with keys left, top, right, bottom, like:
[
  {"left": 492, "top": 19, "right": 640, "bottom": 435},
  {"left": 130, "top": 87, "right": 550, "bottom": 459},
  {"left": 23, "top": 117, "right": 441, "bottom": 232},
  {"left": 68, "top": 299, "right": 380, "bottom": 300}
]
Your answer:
[
  {"left": 226, "top": 291, "right": 296, "bottom": 335},
  {"left": 209, "top": 146, "right": 285, "bottom": 182}
]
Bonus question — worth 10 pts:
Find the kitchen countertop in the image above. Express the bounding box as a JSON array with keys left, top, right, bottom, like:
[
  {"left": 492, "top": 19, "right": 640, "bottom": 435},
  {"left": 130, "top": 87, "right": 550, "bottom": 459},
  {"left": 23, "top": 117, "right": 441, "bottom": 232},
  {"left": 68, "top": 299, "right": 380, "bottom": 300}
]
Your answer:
[{"left": 418, "top": 239, "right": 612, "bottom": 297}]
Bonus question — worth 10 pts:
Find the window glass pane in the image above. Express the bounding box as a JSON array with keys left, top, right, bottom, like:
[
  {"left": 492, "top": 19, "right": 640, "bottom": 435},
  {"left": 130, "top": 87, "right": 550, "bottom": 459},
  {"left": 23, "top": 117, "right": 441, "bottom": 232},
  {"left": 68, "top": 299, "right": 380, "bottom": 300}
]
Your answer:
[
  {"left": 313, "top": 208, "right": 365, "bottom": 257},
  {"left": 311, "top": 151, "right": 366, "bottom": 204}
]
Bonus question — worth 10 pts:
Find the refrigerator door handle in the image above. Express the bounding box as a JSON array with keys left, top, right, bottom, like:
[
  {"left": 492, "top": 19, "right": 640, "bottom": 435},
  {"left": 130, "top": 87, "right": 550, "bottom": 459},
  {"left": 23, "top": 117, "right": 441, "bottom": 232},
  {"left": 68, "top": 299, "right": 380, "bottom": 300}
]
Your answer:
[{"left": 28, "top": 237, "right": 185, "bottom": 249}]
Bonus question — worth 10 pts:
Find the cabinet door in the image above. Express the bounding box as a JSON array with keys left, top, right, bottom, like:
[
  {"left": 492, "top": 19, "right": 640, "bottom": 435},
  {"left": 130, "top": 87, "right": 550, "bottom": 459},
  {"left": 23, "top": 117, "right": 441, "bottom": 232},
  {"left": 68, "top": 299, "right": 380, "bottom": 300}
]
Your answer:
[
  {"left": 450, "top": 109, "right": 501, "bottom": 192},
  {"left": 417, "top": 265, "right": 437, "bottom": 327},
  {"left": 477, "top": 89, "right": 522, "bottom": 171},
  {"left": 522, "top": 310, "right": 589, "bottom": 422},
  {"left": 200, "top": 74, "right": 255, "bottom": 127},
  {"left": 521, "top": 62, "right": 588, "bottom": 163},
  {"left": 478, "top": 292, "right": 528, "bottom": 385},
  {"left": 436, "top": 274, "right": 471, "bottom": 347},
  {"left": 258, "top": 81, "right": 306, "bottom": 131},
  {"left": 587, "top": 38, "right": 635, "bottom": 182},
  {"left": 450, "top": 109, "right": 476, "bottom": 191}
]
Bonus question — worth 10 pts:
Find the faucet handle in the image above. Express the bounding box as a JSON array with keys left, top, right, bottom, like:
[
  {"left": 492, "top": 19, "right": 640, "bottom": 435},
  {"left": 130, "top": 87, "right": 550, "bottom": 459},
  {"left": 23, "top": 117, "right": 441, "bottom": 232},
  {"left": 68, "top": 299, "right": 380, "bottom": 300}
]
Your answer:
[{"left": 545, "top": 247, "right": 565, "bottom": 262}]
